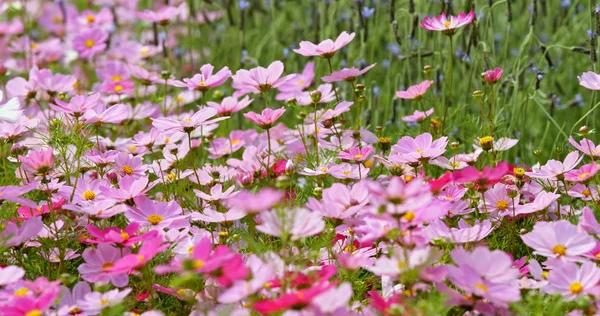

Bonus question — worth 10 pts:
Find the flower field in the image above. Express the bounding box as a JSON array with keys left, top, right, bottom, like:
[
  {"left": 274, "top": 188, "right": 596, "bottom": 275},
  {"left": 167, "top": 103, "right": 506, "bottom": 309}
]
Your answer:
[{"left": 2, "top": 0, "right": 600, "bottom": 315}]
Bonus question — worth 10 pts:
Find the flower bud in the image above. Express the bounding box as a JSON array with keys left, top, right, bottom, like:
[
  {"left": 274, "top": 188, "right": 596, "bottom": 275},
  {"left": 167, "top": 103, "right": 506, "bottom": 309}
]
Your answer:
[
  {"left": 285, "top": 159, "right": 295, "bottom": 175},
  {"left": 478, "top": 136, "right": 494, "bottom": 151},
  {"left": 450, "top": 142, "right": 460, "bottom": 150},
  {"left": 423, "top": 65, "right": 432, "bottom": 75},
  {"left": 286, "top": 98, "right": 297, "bottom": 106},
  {"left": 310, "top": 90, "right": 322, "bottom": 103},
  {"left": 579, "top": 125, "right": 590, "bottom": 135},
  {"left": 160, "top": 70, "right": 171, "bottom": 80}
]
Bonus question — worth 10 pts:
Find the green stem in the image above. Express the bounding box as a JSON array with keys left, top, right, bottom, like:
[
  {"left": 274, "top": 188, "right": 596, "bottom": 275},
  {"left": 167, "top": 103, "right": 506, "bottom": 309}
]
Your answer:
[
  {"left": 442, "top": 35, "right": 454, "bottom": 131},
  {"left": 326, "top": 58, "right": 340, "bottom": 102}
]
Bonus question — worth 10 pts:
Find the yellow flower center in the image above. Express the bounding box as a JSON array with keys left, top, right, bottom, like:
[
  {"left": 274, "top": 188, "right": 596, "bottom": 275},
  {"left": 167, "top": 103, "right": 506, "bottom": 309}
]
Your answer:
[
  {"left": 113, "top": 85, "right": 124, "bottom": 92},
  {"left": 579, "top": 172, "right": 591, "bottom": 179},
  {"left": 69, "top": 307, "right": 82, "bottom": 314},
  {"left": 14, "top": 288, "right": 29, "bottom": 296},
  {"left": 176, "top": 95, "right": 184, "bottom": 103},
  {"left": 193, "top": 259, "right": 205, "bottom": 269},
  {"left": 570, "top": 282, "right": 584, "bottom": 294},
  {"left": 320, "top": 167, "right": 328, "bottom": 172},
  {"left": 596, "top": 252, "right": 600, "bottom": 259},
  {"left": 343, "top": 170, "right": 351, "bottom": 175},
  {"left": 140, "top": 47, "right": 150, "bottom": 55},
  {"left": 25, "top": 310, "right": 42, "bottom": 316},
  {"left": 85, "top": 39, "right": 95, "bottom": 48},
  {"left": 583, "top": 189, "right": 592, "bottom": 197},
  {"left": 552, "top": 244, "right": 567, "bottom": 256},
  {"left": 218, "top": 231, "right": 229, "bottom": 237},
  {"left": 120, "top": 231, "right": 130, "bottom": 241},
  {"left": 167, "top": 173, "right": 176, "bottom": 181},
  {"left": 475, "top": 283, "right": 489, "bottom": 292},
  {"left": 416, "top": 148, "right": 423, "bottom": 153},
  {"left": 231, "top": 139, "right": 241, "bottom": 145},
  {"left": 112, "top": 75, "right": 122, "bottom": 82},
  {"left": 199, "top": 81, "right": 206, "bottom": 85},
  {"left": 100, "top": 298, "right": 109, "bottom": 305},
  {"left": 363, "top": 159, "right": 373, "bottom": 168},
  {"left": 122, "top": 165, "right": 134, "bottom": 175},
  {"left": 82, "top": 190, "right": 96, "bottom": 201},
  {"left": 449, "top": 161, "right": 461, "bottom": 168},
  {"left": 188, "top": 246, "right": 194, "bottom": 254},
  {"left": 344, "top": 245, "right": 358, "bottom": 253},
  {"left": 297, "top": 79, "right": 305, "bottom": 86},
  {"left": 397, "top": 261, "right": 407, "bottom": 269},
  {"left": 183, "top": 117, "right": 193, "bottom": 123},
  {"left": 405, "top": 175, "right": 414, "bottom": 182},
  {"left": 137, "top": 255, "right": 145, "bottom": 262},
  {"left": 86, "top": 15, "right": 95, "bottom": 23},
  {"left": 147, "top": 214, "right": 164, "bottom": 225},
  {"left": 101, "top": 262, "right": 114, "bottom": 271},
  {"left": 176, "top": 289, "right": 187, "bottom": 296},
  {"left": 53, "top": 16, "right": 63, "bottom": 24},
  {"left": 402, "top": 211, "right": 416, "bottom": 222},
  {"left": 354, "top": 154, "right": 363, "bottom": 159},
  {"left": 496, "top": 200, "right": 509, "bottom": 211},
  {"left": 542, "top": 271, "right": 549, "bottom": 279},
  {"left": 514, "top": 167, "right": 525, "bottom": 177},
  {"left": 443, "top": 20, "right": 451, "bottom": 27}
]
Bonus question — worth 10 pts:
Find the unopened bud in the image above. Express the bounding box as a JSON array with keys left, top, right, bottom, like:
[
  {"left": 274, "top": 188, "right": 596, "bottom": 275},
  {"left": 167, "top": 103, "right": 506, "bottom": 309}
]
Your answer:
[
  {"left": 450, "top": 142, "right": 460, "bottom": 150},
  {"left": 286, "top": 98, "right": 297, "bottom": 106},
  {"left": 285, "top": 159, "right": 295, "bottom": 175},
  {"left": 356, "top": 84, "right": 366, "bottom": 91},
  {"left": 160, "top": 70, "right": 171, "bottom": 80},
  {"left": 310, "top": 90, "right": 322, "bottom": 103},
  {"left": 519, "top": 228, "right": 528, "bottom": 235},
  {"left": 579, "top": 125, "right": 590, "bottom": 135},
  {"left": 533, "top": 148, "right": 542, "bottom": 157},
  {"left": 423, "top": 65, "right": 432, "bottom": 75}
]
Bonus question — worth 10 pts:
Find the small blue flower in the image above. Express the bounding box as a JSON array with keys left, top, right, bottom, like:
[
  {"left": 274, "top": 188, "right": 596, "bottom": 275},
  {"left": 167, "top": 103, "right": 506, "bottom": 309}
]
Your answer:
[
  {"left": 361, "top": 7, "right": 375, "bottom": 19},
  {"left": 282, "top": 48, "right": 289, "bottom": 58},
  {"left": 382, "top": 59, "right": 390, "bottom": 68},
  {"left": 373, "top": 86, "right": 380, "bottom": 96},
  {"left": 239, "top": 0, "right": 250, "bottom": 11},
  {"left": 561, "top": 0, "right": 571, "bottom": 8}
]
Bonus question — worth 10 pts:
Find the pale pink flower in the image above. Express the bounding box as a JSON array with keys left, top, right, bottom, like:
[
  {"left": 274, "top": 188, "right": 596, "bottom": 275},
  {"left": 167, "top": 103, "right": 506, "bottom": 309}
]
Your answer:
[
  {"left": 395, "top": 80, "right": 434, "bottom": 100},
  {"left": 293, "top": 31, "right": 355, "bottom": 57},
  {"left": 578, "top": 71, "right": 600, "bottom": 90},
  {"left": 171, "top": 64, "right": 232, "bottom": 92},
  {"left": 232, "top": 61, "right": 294, "bottom": 95},
  {"left": 73, "top": 28, "right": 109, "bottom": 59},
  {"left": 322, "top": 64, "right": 376, "bottom": 83},
  {"left": 420, "top": 11, "right": 475, "bottom": 34},
  {"left": 569, "top": 136, "right": 600, "bottom": 158},
  {"left": 257, "top": 208, "right": 324, "bottom": 240},
  {"left": 521, "top": 220, "right": 595, "bottom": 261},
  {"left": 402, "top": 108, "right": 434, "bottom": 122}
]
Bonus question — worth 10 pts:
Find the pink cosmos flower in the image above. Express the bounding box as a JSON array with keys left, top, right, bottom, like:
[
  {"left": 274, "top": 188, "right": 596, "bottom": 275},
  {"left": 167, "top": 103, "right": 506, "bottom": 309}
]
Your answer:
[
  {"left": 391, "top": 132, "right": 448, "bottom": 163},
  {"left": 125, "top": 196, "right": 189, "bottom": 230},
  {"left": 525, "top": 151, "right": 583, "bottom": 180},
  {"left": 0, "top": 294, "right": 59, "bottom": 316},
  {"left": 425, "top": 219, "right": 493, "bottom": 244},
  {"left": 0, "top": 90, "right": 23, "bottom": 123},
  {"left": 569, "top": 136, "right": 600, "bottom": 158},
  {"left": 515, "top": 191, "right": 561, "bottom": 215},
  {"left": 369, "top": 176, "right": 432, "bottom": 215},
  {"left": 253, "top": 280, "right": 334, "bottom": 314},
  {"left": 100, "top": 80, "right": 136, "bottom": 95},
  {"left": 35, "top": 70, "right": 77, "bottom": 94},
  {"left": 78, "top": 244, "right": 130, "bottom": 287},
  {"left": 244, "top": 107, "right": 285, "bottom": 129},
  {"left": 402, "top": 108, "right": 434, "bottom": 122},
  {"left": 420, "top": 11, "right": 475, "bottom": 35},
  {"left": 171, "top": 64, "right": 232, "bottom": 91},
  {"left": 545, "top": 261, "right": 600, "bottom": 300},
  {"left": 73, "top": 28, "right": 109, "bottom": 59},
  {"left": 86, "top": 222, "right": 150, "bottom": 247},
  {"left": 257, "top": 208, "right": 325, "bottom": 240},
  {"left": 296, "top": 83, "right": 336, "bottom": 106},
  {"left": 564, "top": 163, "right": 600, "bottom": 182},
  {"left": 207, "top": 96, "right": 253, "bottom": 116},
  {"left": 77, "top": 288, "right": 132, "bottom": 314},
  {"left": 219, "top": 258, "right": 276, "bottom": 303},
  {"left": 101, "top": 176, "right": 155, "bottom": 202},
  {"left": 521, "top": 220, "right": 595, "bottom": 261},
  {"left": 479, "top": 183, "right": 519, "bottom": 215},
  {"left": 482, "top": 68, "right": 503, "bottom": 83},
  {"left": 136, "top": 6, "right": 180, "bottom": 25},
  {"left": 293, "top": 31, "right": 355, "bottom": 57},
  {"left": 194, "top": 184, "right": 237, "bottom": 202},
  {"left": 19, "top": 147, "right": 54, "bottom": 177},
  {"left": 338, "top": 146, "right": 373, "bottom": 162},
  {"left": 473, "top": 137, "right": 518, "bottom": 152},
  {"left": 115, "top": 153, "right": 147, "bottom": 178},
  {"left": 56, "top": 282, "right": 92, "bottom": 316},
  {"left": 452, "top": 161, "right": 510, "bottom": 188},
  {"left": 107, "top": 235, "right": 168, "bottom": 274},
  {"left": 152, "top": 107, "right": 226, "bottom": 133},
  {"left": 226, "top": 188, "right": 284, "bottom": 213},
  {"left": 395, "top": 80, "right": 434, "bottom": 100},
  {"left": 232, "top": 61, "right": 294, "bottom": 94},
  {"left": 368, "top": 246, "right": 438, "bottom": 276},
  {"left": 306, "top": 182, "right": 369, "bottom": 220},
  {"left": 321, "top": 63, "right": 376, "bottom": 83},
  {"left": 579, "top": 206, "right": 600, "bottom": 235},
  {"left": 0, "top": 266, "right": 25, "bottom": 286},
  {"left": 50, "top": 94, "right": 101, "bottom": 117},
  {"left": 578, "top": 71, "right": 600, "bottom": 90},
  {"left": 328, "top": 162, "right": 370, "bottom": 179},
  {"left": 0, "top": 182, "right": 38, "bottom": 208},
  {"left": 83, "top": 103, "right": 129, "bottom": 125},
  {"left": 276, "top": 62, "right": 315, "bottom": 100}
]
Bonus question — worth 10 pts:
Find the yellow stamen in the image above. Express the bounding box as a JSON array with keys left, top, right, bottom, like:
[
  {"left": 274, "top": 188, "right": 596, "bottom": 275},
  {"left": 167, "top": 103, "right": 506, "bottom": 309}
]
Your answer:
[
  {"left": 122, "top": 165, "right": 134, "bottom": 175},
  {"left": 496, "top": 200, "right": 509, "bottom": 211},
  {"left": 475, "top": 283, "right": 488, "bottom": 292},
  {"left": 86, "top": 15, "right": 95, "bottom": 23},
  {"left": 101, "top": 262, "right": 114, "bottom": 271},
  {"left": 85, "top": 39, "right": 95, "bottom": 48},
  {"left": 569, "top": 282, "right": 583, "bottom": 294},
  {"left": 82, "top": 190, "right": 96, "bottom": 201},
  {"left": 552, "top": 244, "right": 567, "bottom": 256},
  {"left": 402, "top": 211, "right": 416, "bottom": 222},
  {"left": 147, "top": 214, "right": 164, "bottom": 225},
  {"left": 14, "top": 288, "right": 29, "bottom": 296}
]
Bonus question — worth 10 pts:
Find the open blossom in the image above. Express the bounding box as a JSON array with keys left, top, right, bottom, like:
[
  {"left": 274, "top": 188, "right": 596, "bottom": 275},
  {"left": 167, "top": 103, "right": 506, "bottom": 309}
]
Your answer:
[
  {"left": 578, "top": 71, "right": 600, "bottom": 90},
  {"left": 207, "top": 96, "right": 253, "bottom": 116},
  {"left": 125, "top": 196, "right": 189, "bottom": 230},
  {"left": 73, "top": 28, "right": 109, "bottom": 59},
  {"left": 569, "top": 136, "right": 600, "bottom": 158},
  {"left": 244, "top": 107, "right": 285, "bottom": 129},
  {"left": 78, "top": 244, "right": 130, "bottom": 287},
  {"left": 545, "top": 261, "right": 600, "bottom": 300},
  {"left": 525, "top": 151, "right": 583, "bottom": 180},
  {"left": 226, "top": 188, "right": 283, "bottom": 213},
  {"left": 136, "top": 6, "right": 180, "bottom": 25},
  {"left": 402, "top": 108, "right": 434, "bottom": 122},
  {"left": 172, "top": 64, "right": 232, "bottom": 91},
  {"left": 322, "top": 64, "right": 376, "bottom": 83},
  {"left": 276, "top": 62, "right": 315, "bottom": 100},
  {"left": 152, "top": 107, "right": 226, "bottom": 133},
  {"left": 564, "top": 163, "right": 600, "bottom": 182},
  {"left": 391, "top": 132, "right": 448, "bottom": 163},
  {"left": 396, "top": 80, "right": 434, "bottom": 100},
  {"left": 420, "top": 11, "right": 475, "bottom": 34},
  {"left": 232, "top": 61, "right": 294, "bottom": 94},
  {"left": 338, "top": 146, "right": 373, "bottom": 162},
  {"left": 521, "top": 220, "right": 595, "bottom": 261},
  {"left": 293, "top": 31, "right": 355, "bottom": 57},
  {"left": 19, "top": 147, "right": 55, "bottom": 177},
  {"left": 78, "top": 288, "right": 132, "bottom": 314},
  {"left": 257, "top": 208, "right": 325, "bottom": 240},
  {"left": 425, "top": 219, "right": 494, "bottom": 244},
  {"left": 482, "top": 68, "right": 503, "bottom": 83},
  {"left": 0, "top": 90, "right": 23, "bottom": 123}
]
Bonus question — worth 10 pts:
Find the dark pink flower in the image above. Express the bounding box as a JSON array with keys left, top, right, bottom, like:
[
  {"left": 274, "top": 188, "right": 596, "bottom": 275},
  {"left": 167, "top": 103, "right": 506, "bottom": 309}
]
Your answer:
[
  {"left": 73, "top": 28, "right": 109, "bottom": 59},
  {"left": 243, "top": 107, "right": 285, "bottom": 129},
  {"left": 482, "top": 68, "right": 503, "bottom": 84}
]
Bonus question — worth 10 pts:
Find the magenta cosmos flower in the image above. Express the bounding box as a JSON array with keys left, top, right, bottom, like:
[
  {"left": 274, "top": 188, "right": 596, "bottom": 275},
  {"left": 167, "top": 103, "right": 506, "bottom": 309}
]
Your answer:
[
  {"left": 578, "top": 71, "right": 600, "bottom": 90},
  {"left": 482, "top": 68, "right": 503, "bottom": 84},
  {"left": 232, "top": 61, "right": 294, "bottom": 94},
  {"left": 564, "top": 163, "right": 600, "bottom": 182},
  {"left": 322, "top": 63, "right": 376, "bottom": 83},
  {"left": 244, "top": 107, "right": 285, "bottom": 129},
  {"left": 420, "top": 11, "right": 475, "bottom": 35},
  {"left": 395, "top": 80, "right": 434, "bottom": 100},
  {"left": 293, "top": 31, "right": 355, "bottom": 57},
  {"left": 78, "top": 244, "right": 130, "bottom": 287},
  {"left": 172, "top": 64, "right": 232, "bottom": 92},
  {"left": 338, "top": 146, "right": 373, "bottom": 162},
  {"left": 125, "top": 196, "right": 189, "bottom": 230},
  {"left": 521, "top": 220, "right": 595, "bottom": 261},
  {"left": 545, "top": 261, "right": 600, "bottom": 301},
  {"left": 19, "top": 147, "right": 54, "bottom": 177},
  {"left": 73, "top": 28, "right": 109, "bottom": 59}
]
